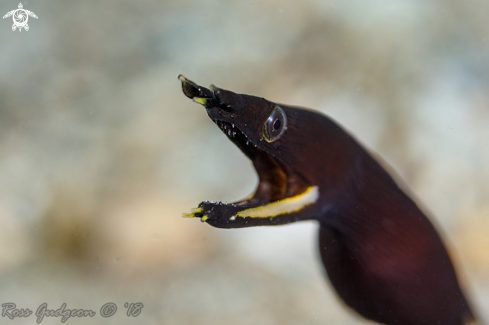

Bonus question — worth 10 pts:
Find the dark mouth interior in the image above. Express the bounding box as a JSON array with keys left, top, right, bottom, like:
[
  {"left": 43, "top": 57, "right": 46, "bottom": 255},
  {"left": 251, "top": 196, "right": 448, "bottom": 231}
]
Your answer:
[{"left": 213, "top": 120, "right": 308, "bottom": 207}]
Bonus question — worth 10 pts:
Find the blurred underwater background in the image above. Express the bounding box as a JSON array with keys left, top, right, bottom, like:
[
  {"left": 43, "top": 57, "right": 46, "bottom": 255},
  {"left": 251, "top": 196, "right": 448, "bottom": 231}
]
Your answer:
[{"left": 1, "top": 0, "right": 489, "bottom": 323}]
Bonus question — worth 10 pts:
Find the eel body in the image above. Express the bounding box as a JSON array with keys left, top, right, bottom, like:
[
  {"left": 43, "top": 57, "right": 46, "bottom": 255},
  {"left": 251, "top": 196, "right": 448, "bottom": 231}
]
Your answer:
[{"left": 179, "top": 75, "right": 476, "bottom": 325}]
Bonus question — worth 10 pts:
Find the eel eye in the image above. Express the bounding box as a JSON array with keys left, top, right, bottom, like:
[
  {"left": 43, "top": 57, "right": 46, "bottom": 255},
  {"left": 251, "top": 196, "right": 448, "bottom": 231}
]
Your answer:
[{"left": 263, "top": 105, "right": 287, "bottom": 143}]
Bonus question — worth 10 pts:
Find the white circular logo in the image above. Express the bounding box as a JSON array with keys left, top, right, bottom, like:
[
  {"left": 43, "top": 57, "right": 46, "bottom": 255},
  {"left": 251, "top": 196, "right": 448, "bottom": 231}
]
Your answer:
[{"left": 2, "top": 3, "right": 38, "bottom": 32}]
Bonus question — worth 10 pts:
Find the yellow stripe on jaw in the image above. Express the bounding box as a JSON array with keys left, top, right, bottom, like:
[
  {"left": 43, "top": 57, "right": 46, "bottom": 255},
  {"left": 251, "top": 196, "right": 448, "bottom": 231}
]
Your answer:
[
  {"left": 235, "top": 186, "right": 319, "bottom": 219},
  {"left": 193, "top": 97, "right": 207, "bottom": 105}
]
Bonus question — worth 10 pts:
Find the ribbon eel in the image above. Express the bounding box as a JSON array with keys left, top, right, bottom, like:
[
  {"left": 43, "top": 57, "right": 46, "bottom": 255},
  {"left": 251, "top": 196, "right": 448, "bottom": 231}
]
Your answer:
[{"left": 178, "top": 75, "right": 476, "bottom": 325}]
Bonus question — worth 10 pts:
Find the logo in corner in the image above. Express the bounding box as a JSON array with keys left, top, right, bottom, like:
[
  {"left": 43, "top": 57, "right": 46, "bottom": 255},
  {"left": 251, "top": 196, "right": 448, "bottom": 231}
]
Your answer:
[{"left": 3, "top": 3, "right": 38, "bottom": 32}]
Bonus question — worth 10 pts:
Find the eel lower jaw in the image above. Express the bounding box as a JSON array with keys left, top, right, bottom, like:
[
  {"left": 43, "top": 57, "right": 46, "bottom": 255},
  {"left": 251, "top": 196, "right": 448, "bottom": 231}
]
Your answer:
[{"left": 182, "top": 185, "right": 319, "bottom": 228}]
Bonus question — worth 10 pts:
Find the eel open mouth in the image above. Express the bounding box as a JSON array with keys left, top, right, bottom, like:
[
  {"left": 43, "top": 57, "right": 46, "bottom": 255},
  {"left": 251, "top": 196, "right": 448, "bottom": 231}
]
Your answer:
[{"left": 179, "top": 75, "right": 318, "bottom": 228}]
